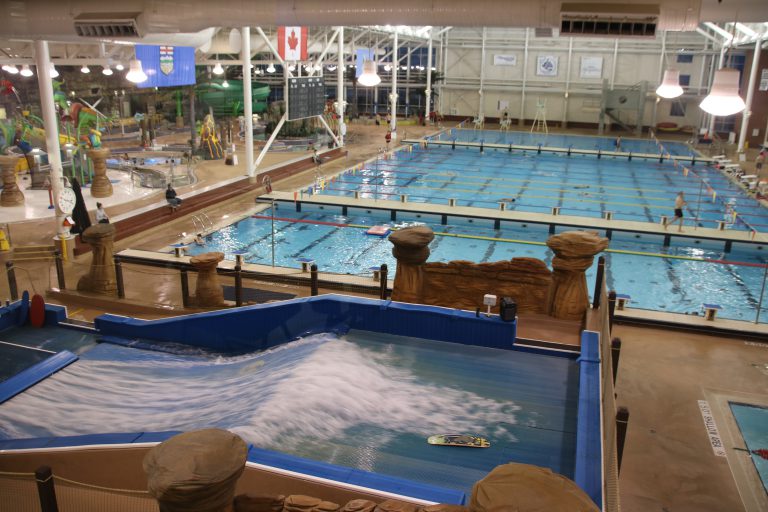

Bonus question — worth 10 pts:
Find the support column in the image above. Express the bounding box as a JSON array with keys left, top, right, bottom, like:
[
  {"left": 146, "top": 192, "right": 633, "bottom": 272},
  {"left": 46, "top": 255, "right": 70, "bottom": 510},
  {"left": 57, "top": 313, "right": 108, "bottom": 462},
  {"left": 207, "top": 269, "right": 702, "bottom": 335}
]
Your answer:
[
  {"left": 390, "top": 32, "right": 398, "bottom": 137},
  {"left": 405, "top": 48, "right": 411, "bottom": 118},
  {"left": 479, "top": 27, "right": 486, "bottom": 121},
  {"left": 189, "top": 86, "right": 196, "bottom": 151},
  {"left": 737, "top": 40, "right": 761, "bottom": 154},
  {"left": 563, "top": 37, "right": 573, "bottom": 128},
  {"left": 519, "top": 28, "right": 529, "bottom": 127},
  {"left": 242, "top": 26, "right": 254, "bottom": 176},
  {"left": 337, "top": 26, "right": 345, "bottom": 146},
  {"left": 34, "top": 40, "right": 67, "bottom": 238},
  {"left": 424, "top": 30, "right": 433, "bottom": 125}
]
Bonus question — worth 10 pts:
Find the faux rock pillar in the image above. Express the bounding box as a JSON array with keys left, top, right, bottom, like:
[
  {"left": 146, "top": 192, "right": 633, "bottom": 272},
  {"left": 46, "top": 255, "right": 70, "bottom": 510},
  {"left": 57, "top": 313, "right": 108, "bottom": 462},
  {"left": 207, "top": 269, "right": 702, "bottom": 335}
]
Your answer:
[
  {"left": 77, "top": 223, "right": 117, "bottom": 294},
  {"left": 389, "top": 226, "right": 435, "bottom": 304},
  {"left": 190, "top": 252, "right": 225, "bottom": 307},
  {"left": 144, "top": 429, "right": 247, "bottom": 512},
  {"left": 546, "top": 231, "right": 609, "bottom": 321},
  {"left": 0, "top": 156, "right": 24, "bottom": 206},
  {"left": 87, "top": 147, "right": 113, "bottom": 198}
]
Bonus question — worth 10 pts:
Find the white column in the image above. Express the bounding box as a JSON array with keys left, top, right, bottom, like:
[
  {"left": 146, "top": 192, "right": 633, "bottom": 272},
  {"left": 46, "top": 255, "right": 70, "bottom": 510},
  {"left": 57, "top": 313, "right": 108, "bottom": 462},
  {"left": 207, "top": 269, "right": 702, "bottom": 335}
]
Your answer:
[
  {"left": 519, "top": 28, "right": 529, "bottom": 126},
  {"left": 708, "top": 44, "right": 727, "bottom": 136},
  {"left": 405, "top": 48, "right": 411, "bottom": 117},
  {"left": 737, "top": 40, "right": 761, "bottom": 153},
  {"left": 563, "top": 37, "right": 573, "bottom": 128},
  {"left": 390, "top": 32, "right": 398, "bottom": 136},
  {"left": 651, "top": 32, "right": 666, "bottom": 131},
  {"left": 337, "top": 26, "right": 345, "bottom": 146},
  {"left": 33, "top": 40, "right": 67, "bottom": 237},
  {"left": 241, "top": 26, "right": 254, "bottom": 177},
  {"left": 425, "top": 30, "right": 433, "bottom": 121},
  {"left": 479, "top": 27, "right": 486, "bottom": 121}
]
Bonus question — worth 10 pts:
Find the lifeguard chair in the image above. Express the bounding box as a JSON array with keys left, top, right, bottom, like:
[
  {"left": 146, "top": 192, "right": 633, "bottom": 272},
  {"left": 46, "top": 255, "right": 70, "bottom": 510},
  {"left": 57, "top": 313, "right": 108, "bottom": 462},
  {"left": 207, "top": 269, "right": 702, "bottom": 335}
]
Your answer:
[{"left": 530, "top": 99, "right": 548, "bottom": 134}]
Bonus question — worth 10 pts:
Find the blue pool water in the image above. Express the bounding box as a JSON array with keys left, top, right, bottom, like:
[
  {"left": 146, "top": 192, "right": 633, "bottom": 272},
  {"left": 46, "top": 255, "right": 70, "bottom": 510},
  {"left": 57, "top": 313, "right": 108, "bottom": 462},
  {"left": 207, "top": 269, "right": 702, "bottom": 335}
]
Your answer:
[
  {"left": 730, "top": 403, "right": 768, "bottom": 494},
  {"left": 437, "top": 128, "right": 694, "bottom": 156},
  {"left": 0, "top": 330, "right": 579, "bottom": 496},
  {"left": 311, "top": 145, "right": 765, "bottom": 232},
  {"left": 187, "top": 206, "right": 768, "bottom": 323}
]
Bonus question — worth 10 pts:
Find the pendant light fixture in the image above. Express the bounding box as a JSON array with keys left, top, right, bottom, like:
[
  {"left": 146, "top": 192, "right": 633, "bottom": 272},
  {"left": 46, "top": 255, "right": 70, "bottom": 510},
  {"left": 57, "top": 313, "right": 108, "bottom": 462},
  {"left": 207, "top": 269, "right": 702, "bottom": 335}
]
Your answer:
[
  {"left": 358, "top": 59, "right": 381, "bottom": 86},
  {"left": 115, "top": 63, "right": 124, "bottom": 71},
  {"left": 19, "top": 64, "right": 34, "bottom": 77},
  {"left": 656, "top": 69, "right": 683, "bottom": 99},
  {"left": 266, "top": 62, "right": 276, "bottom": 73},
  {"left": 126, "top": 59, "right": 148, "bottom": 83},
  {"left": 49, "top": 64, "right": 59, "bottom": 78},
  {"left": 222, "top": 79, "right": 229, "bottom": 88},
  {"left": 102, "top": 65, "right": 113, "bottom": 76},
  {"left": 700, "top": 68, "right": 746, "bottom": 116},
  {"left": 2, "top": 64, "right": 19, "bottom": 74},
  {"left": 80, "top": 65, "right": 90, "bottom": 74},
  {"left": 212, "top": 57, "right": 224, "bottom": 75}
]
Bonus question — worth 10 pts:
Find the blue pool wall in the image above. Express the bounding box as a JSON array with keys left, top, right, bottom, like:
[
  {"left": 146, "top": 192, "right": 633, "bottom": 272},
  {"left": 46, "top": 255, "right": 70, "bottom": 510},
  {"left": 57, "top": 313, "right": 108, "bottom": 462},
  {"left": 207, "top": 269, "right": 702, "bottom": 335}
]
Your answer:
[
  {"left": 95, "top": 295, "right": 520, "bottom": 354},
  {"left": 0, "top": 297, "right": 77, "bottom": 404},
  {"left": 575, "top": 330, "right": 602, "bottom": 508},
  {"left": 0, "top": 430, "right": 466, "bottom": 504}
]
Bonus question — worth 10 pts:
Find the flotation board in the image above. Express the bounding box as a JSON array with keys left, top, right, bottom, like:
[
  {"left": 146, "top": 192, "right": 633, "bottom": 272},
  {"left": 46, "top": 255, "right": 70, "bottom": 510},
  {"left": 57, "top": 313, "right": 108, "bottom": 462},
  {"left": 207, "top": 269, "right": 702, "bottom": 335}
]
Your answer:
[
  {"left": 427, "top": 434, "right": 490, "bottom": 448},
  {"left": 366, "top": 225, "right": 391, "bottom": 237},
  {"left": 30, "top": 294, "right": 45, "bottom": 328}
]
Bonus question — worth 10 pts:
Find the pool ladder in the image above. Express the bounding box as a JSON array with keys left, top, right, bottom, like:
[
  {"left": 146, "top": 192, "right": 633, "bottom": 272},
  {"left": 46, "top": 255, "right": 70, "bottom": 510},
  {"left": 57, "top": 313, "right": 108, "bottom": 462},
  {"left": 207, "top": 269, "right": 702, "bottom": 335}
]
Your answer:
[{"left": 191, "top": 213, "right": 213, "bottom": 236}]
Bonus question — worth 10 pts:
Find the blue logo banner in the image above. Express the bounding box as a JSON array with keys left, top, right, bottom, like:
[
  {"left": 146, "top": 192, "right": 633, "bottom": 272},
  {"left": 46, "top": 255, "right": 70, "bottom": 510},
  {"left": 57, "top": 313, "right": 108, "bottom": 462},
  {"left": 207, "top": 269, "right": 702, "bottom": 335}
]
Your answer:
[{"left": 135, "top": 45, "right": 196, "bottom": 88}]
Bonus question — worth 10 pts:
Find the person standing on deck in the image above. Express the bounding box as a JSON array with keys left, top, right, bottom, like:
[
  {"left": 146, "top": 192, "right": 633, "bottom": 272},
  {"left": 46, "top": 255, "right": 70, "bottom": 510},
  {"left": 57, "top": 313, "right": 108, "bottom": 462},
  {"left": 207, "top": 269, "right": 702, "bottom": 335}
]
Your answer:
[{"left": 664, "top": 191, "right": 687, "bottom": 232}]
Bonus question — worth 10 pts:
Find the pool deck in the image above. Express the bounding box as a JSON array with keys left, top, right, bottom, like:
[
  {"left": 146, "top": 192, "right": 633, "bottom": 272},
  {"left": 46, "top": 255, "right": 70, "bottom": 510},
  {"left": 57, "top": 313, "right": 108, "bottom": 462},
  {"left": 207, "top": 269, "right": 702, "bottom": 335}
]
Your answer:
[{"left": 265, "top": 190, "right": 768, "bottom": 246}]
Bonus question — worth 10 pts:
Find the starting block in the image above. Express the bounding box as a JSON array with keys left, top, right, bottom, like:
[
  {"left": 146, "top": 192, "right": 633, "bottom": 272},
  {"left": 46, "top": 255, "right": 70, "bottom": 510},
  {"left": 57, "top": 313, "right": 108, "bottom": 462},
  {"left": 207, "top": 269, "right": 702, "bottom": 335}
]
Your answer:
[
  {"left": 370, "top": 266, "right": 382, "bottom": 281},
  {"left": 615, "top": 294, "right": 631, "bottom": 310},
  {"left": 297, "top": 258, "right": 315, "bottom": 272},
  {"left": 702, "top": 303, "right": 723, "bottom": 321}
]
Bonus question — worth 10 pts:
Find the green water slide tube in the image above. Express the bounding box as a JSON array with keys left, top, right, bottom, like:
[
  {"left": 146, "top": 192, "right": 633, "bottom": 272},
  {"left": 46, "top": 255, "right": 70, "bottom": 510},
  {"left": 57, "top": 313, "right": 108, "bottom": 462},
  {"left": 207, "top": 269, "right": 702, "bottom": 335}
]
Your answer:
[{"left": 196, "top": 79, "right": 270, "bottom": 117}]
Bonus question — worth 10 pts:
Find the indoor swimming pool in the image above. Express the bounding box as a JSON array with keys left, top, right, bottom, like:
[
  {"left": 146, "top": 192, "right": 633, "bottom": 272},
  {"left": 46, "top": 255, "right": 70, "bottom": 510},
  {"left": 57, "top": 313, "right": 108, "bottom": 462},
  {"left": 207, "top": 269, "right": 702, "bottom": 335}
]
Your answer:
[
  {"left": 0, "top": 328, "right": 580, "bottom": 498},
  {"left": 730, "top": 403, "right": 768, "bottom": 494},
  {"left": 310, "top": 143, "right": 765, "bottom": 232},
  {"left": 186, "top": 206, "right": 768, "bottom": 323},
  {"left": 437, "top": 128, "right": 694, "bottom": 156}
]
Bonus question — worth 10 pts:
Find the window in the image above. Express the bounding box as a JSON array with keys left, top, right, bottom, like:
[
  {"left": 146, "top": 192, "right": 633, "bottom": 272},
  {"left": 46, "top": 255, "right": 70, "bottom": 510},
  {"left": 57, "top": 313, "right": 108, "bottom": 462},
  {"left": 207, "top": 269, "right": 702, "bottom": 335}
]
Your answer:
[
  {"left": 676, "top": 54, "right": 694, "bottom": 64},
  {"left": 679, "top": 74, "right": 691, "bottom": 86},
  {"left": 670, "top": 102, "right": 686, "bottom": 117}
]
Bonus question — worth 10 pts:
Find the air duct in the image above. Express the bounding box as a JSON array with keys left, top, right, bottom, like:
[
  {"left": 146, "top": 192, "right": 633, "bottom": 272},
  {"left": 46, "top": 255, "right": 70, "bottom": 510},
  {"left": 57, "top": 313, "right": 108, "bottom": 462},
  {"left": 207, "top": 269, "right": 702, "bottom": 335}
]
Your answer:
[
  {"left": 560, "top": 3, "right": 659, "bottom": 38},
  {"left": 74, "top": 12, "right": 143, "bottom": 38}
]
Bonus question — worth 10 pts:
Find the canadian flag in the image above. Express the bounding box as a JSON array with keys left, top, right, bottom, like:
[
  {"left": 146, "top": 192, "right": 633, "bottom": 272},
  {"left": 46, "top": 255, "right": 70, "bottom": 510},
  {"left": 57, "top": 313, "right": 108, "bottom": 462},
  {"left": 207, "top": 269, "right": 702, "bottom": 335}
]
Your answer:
[{"left": 277, "top": 27, "right": 308, "bottom": 62}]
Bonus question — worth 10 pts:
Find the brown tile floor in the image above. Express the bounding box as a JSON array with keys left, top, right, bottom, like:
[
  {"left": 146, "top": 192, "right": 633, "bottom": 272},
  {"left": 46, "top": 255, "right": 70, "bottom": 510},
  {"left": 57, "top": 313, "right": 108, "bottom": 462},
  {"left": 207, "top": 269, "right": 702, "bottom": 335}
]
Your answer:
[{"left": 1, "top": 120, "right": 766, "bottom": 511}]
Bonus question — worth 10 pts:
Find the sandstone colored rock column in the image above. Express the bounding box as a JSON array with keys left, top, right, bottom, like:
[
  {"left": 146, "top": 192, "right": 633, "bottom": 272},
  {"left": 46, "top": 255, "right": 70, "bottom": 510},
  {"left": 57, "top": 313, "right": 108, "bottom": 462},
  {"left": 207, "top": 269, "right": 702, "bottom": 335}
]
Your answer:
[
  {"left": 87, "top": 147, "right": 113, "bottom": 197},
  {"left": 144, "top": 429, "right": 247, "bottom": 512},
  {"left": 0, "top": 155, "right": 24, "bottom": 206},
  {"left": 546, "top": 230, "right": 609, "bottom": 321},
  {"left": 77, "top": 223, "right": 117, "bottom": 294},
  {"left": 389, "top": 226, "right": 435, "bottom": 304},
  {"left": 190, "top": 252, "right": 225, "bottom": 307}
]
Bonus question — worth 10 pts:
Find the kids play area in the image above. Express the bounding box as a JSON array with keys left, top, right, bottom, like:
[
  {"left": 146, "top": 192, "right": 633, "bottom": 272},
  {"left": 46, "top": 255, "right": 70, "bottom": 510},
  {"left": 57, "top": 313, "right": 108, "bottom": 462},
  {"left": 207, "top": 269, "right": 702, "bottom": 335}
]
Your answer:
[{"left": 1, "top": 2, "right": 768, "bottom": 512}]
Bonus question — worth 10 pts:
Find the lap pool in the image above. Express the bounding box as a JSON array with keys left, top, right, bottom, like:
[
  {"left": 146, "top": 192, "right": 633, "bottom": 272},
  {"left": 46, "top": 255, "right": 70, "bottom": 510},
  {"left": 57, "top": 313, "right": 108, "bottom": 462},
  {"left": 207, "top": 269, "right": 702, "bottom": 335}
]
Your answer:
[
  {"left": 186, "top": 205, "right": 768, "bottom": 323},
  {"left": 309, "top": 140, "right": 766, "bottom": 232}
]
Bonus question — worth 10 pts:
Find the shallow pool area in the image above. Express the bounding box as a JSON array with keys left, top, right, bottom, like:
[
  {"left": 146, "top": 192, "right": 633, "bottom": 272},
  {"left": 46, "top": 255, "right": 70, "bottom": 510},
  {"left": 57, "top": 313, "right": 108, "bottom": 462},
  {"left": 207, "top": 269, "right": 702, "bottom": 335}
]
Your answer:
[{"left": 730, "top": 403, "right": 768, "bottom": 495}]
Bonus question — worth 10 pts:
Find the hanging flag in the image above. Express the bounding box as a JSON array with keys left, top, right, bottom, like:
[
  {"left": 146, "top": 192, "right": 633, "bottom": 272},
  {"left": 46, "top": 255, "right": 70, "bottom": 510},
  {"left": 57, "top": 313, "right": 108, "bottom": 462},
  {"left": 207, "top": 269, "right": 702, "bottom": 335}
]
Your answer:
[{"left": 278, "top": 27, "right": 308, "bottom": 61}]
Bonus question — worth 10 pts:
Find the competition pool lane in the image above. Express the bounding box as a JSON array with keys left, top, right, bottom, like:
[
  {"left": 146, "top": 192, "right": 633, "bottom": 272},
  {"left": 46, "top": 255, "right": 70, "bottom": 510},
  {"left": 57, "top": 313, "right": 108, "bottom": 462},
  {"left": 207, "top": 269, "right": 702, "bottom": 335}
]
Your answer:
[{"left": 186, "top": 206, "right": 768, "bottom": 323}]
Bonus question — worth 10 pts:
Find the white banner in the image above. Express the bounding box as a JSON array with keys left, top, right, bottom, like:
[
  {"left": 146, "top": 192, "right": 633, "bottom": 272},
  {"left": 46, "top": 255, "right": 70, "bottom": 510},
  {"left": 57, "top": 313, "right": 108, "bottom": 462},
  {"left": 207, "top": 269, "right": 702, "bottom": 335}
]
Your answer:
[
  {"left": 580, "top": 56, "right": 603, "bottom": 79},
  {"left": 494, "top": 54, "right": 517, "bottom": 66}
]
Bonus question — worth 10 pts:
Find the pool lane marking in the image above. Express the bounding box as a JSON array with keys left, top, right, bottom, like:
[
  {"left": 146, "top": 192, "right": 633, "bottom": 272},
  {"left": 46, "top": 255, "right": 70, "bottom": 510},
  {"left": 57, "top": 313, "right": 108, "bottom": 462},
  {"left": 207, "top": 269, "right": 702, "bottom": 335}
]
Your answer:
[{"left": 254, "top": 216, "right": 766, "bottom": 268}]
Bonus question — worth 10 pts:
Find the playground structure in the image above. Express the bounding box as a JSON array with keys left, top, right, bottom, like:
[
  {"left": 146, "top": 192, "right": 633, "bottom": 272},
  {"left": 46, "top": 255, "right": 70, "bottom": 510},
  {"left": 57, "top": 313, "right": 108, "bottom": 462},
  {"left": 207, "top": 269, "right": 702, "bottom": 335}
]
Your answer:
[{"left": 196, "top": 79, "right": 270, "bottom": 117}]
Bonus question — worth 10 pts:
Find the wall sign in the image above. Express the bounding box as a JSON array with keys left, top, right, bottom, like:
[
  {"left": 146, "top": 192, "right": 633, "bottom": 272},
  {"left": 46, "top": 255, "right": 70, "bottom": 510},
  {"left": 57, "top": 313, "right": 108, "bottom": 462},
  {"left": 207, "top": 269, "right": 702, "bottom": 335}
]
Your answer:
[
  {"left": 759, "top": 69, "right": 768, "bottom": 92},
  {"left": 493, "top": 54, "right": 517, "bottom": 66},
  {"left": 580, "top": 56, "right": 603, "bottom": 79},
  {"left": 536, "top": 56, "right": 558, "bottom": 76}
]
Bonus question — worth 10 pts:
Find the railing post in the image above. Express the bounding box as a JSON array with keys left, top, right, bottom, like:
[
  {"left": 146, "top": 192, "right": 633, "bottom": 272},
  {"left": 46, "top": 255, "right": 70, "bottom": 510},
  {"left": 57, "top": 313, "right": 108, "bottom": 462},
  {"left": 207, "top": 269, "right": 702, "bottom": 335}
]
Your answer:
[
  {"left": 54, "top": 251, "right": 66, "bottom": 290},
  {"left": 234, "top": 264, "right": 243, "bottom": 307},
  {"left": 6, "top": 261, "right": 18, "bottom": 301},
  {"left": 616, "top": 406, "right": 630, "bottom": 474},
  {"left": 611, "top": 337, "right": 621, "bottom": 385},
  {"left": 592, "top": 256, "right": 605, "bottom": 308},
  {"left": 180, "top": 269, "right": 190, "bottom": 308},
  {"left": 379, "top": 264, "right": 388, "bottom": 300},
  {"left": 608, "top": 290, "right": 617, "bottom": 331},
  {"left": 35, "top": 465, "right": 59, "bottom": 512},
  {"left": 310, "top": 264, "right": 318, "bottom": 296},
  {"left": 114, "top": 256, "right": 125, "bottom": 299}
]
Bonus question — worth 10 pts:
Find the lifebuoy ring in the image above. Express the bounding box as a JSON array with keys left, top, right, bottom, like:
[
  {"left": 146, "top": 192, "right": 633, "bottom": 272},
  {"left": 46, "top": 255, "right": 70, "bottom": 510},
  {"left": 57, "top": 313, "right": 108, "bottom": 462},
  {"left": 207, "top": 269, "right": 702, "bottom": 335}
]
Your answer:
[{"left": 262, "top": 175, "right": 272, "bottom": 193}]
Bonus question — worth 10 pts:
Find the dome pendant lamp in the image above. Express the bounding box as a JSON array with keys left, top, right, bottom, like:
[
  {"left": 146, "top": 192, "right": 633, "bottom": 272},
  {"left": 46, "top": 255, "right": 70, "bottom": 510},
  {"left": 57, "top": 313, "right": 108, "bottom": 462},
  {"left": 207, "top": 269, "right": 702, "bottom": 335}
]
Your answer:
[
  {"left": 655, "top": 69, "right": 683, "bottom": 99},
  {"left": 700, "top": 68, "right": 745, "bottom": 116},
  {"left": 358, "top": 59, "right": 381, "bottom": 87}
]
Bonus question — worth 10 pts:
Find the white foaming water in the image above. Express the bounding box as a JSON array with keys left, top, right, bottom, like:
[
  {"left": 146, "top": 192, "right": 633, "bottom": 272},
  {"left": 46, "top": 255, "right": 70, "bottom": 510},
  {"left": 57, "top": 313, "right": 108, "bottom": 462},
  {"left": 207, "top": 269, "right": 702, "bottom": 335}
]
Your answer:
[{"left": 0, "top": 333, "right": 519, "bottom": 451}]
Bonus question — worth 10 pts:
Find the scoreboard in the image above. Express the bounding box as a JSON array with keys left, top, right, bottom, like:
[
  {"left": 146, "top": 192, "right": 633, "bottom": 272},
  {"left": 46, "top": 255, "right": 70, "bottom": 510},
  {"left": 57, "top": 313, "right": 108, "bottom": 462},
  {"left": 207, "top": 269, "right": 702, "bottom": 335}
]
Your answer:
[{"left": 287, "top": 76, "right": 326, "bottom": 121}]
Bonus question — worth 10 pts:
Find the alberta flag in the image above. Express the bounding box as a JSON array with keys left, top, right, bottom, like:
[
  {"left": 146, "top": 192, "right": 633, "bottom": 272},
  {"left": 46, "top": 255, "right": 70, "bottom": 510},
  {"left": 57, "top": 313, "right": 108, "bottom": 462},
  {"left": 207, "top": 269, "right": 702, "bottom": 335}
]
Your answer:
[
  {"left": 135, "top": 45, "right": 196, "bottom": 88},
  {"left": 277, "top": 27, "right": 308, "bottom": 61}
]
